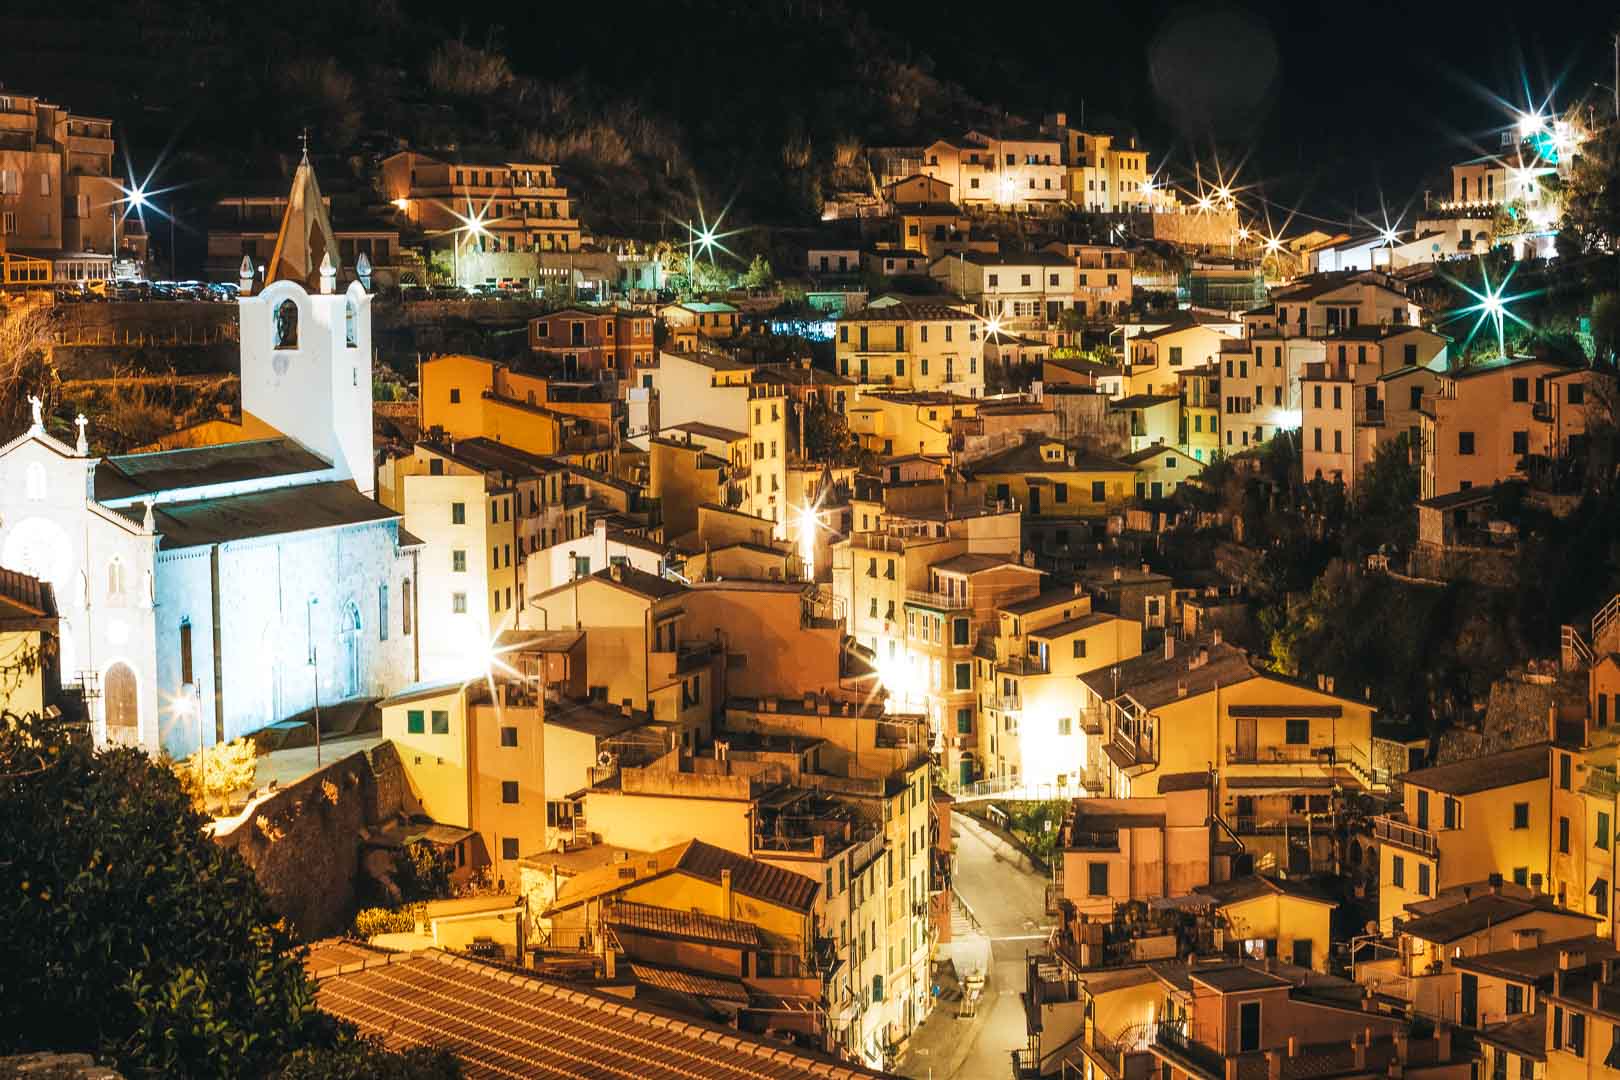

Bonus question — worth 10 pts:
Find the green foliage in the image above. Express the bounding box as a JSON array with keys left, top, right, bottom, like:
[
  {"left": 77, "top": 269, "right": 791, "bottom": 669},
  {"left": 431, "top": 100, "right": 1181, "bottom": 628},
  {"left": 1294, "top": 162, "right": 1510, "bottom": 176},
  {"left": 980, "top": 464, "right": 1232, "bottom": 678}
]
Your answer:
[
  {"left": 1344, "top": 431, "right": 1419, "bottom": 555},
  {"left": 0, "top": 710, "right": 458, "bottom": 1077},
  {"left": 800, "top": 400, "right": 865, "bottom": 467},
  {"left": 1001, "top": 800, "right": 1067, "bottom": 862},
  {"left": 280, "top": 1034, "right": 461, "bottom": 1080},
  {"left": 0, "top": 710, "right": 314, "bottom": 1075},
  {"left": 395, "top": 842, "right": 453, "bottom": 904},
  {"left": 353, "top": 905, "right": 424, "bottom": 939},
  {"left": 741, "top": 254, "right": 775, "bottom": 290},
  {"left": 173, "top": 737, "right": 260, "bottom": 814}
]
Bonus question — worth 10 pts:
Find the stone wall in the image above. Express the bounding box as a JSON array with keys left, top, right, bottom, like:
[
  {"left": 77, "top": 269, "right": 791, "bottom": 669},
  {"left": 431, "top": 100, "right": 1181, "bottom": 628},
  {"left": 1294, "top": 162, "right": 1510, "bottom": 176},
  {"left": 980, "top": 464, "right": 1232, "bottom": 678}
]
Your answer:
[
  {"left": 215, "top": 741, "right": 409, "bottom": 938},
  {"left": 1435, "top": 672, "right": 1573, "bottom": 763}
]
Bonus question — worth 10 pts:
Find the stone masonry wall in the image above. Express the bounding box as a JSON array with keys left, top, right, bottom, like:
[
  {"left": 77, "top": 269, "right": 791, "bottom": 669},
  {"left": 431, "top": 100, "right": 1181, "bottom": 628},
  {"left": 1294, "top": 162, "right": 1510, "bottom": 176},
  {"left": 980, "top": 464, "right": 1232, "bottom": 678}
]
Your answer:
[{"left": 215, "top": 741, "right": 408, "bottom": 938}]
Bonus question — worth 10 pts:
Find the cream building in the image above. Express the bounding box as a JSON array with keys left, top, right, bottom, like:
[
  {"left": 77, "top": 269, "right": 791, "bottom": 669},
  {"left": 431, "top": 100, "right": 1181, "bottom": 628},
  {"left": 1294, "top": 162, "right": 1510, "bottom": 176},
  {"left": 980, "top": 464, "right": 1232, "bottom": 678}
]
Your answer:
[{"left": 833, "top": 303, "right": 986, "bottom": 398}]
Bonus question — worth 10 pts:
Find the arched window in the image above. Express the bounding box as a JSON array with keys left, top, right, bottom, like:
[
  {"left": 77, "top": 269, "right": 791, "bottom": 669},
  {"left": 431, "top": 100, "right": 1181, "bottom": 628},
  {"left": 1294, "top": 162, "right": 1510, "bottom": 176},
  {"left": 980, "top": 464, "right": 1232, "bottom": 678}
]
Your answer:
[
  {"left": 344, "top": 299, "right": 358, "bottom": 348},
  {"left": 401, "top": 578, "right": 412, "bottom": 636},
  {"left": 273, "top": 299, "right": 299, "bottom": 350},
  {"left": 107, "top": 557, "right": 126, "bottom": 603},
  {"left": 104, "top": 662, "right": 138, "bottom": 746},
  {"left": 25, "top": 462, "right": 46, "bottom": 501}
]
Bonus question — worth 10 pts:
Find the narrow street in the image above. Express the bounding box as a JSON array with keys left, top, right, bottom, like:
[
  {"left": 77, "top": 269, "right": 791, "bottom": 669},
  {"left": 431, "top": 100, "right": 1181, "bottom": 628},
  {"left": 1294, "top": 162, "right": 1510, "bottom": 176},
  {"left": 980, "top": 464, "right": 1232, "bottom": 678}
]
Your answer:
[{"left": 899, "top": 812, "right": 1052, "bottom": 1079}]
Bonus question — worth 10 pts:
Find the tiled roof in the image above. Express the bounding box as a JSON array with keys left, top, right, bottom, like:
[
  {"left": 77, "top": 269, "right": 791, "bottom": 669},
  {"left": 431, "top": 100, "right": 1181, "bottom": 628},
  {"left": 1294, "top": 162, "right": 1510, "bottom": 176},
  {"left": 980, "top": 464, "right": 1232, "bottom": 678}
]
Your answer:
[
  {"left": 316, "top": 950, "right": 896, "bottom": 1079},
  {"left": 967, "top": 437, "right": 1137, "bottom": 476},
  {"left": 674, "top": 839, "right": 820, "bottom": 912},
  {"left": 115, "top": 481, "right": 399, "bottom": 550},
  {"left": 0, "top": 569, "right": 56, "bottom": 619},
  {"left": 1078, "top": 638, "right": 1255, "bottom": 710},
  {"left": 1398, "top": 743, "right": 1548, "bottom": 795},
  {"left": 627, "top": 961, "right": 751, "bottom": 1003},
  {"left": 1400, "top": 891, "right": 1590, "bottom": 944},
  {"left": 836, "top": 302, "right": 975, "bottom": 322},
  {"left": 303, "top": 938, "right": 392, "bottom": 977},
  {"left": 605, "top": 900, "right": 762, "bottom": 948}
]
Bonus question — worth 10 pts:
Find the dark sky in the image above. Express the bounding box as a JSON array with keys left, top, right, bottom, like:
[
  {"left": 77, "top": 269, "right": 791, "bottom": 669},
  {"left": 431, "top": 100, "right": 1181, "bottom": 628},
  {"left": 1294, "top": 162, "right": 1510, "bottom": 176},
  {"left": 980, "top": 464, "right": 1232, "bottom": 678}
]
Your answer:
[{"left": 864, "top": 0, "right": 1607, "bottom": 229}]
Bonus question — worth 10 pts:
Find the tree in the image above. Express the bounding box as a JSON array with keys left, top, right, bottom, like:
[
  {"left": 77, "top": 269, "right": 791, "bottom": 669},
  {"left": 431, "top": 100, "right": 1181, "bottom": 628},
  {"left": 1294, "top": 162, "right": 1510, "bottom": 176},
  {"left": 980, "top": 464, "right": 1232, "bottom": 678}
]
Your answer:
[
  {"left": 0, "top": 706, "right": 459, "bottom": 1077},
  {"left": 740, "top": 254, "right": 774, "bottom": 290},
  {"left": 1562, "top": 119, "right": 1620, "bottom": 253},
  {"left": 800, "top": 400, "right": 865, "bottom": 467},
  {"left": 173, "top": 737, "right": 260, "bottom": 814}
]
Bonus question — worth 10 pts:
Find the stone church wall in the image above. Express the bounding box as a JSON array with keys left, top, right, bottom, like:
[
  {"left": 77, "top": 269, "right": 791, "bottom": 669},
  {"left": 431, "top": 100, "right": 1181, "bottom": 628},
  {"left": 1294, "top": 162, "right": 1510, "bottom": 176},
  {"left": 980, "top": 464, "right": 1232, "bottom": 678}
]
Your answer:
[{"left": 216, "top": 741, "right": 409, "bottom": 938}]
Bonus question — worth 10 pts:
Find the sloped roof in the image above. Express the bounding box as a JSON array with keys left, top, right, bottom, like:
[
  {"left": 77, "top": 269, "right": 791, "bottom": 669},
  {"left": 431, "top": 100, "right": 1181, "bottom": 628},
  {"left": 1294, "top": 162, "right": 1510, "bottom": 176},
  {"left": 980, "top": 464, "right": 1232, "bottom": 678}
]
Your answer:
[
  {"left": 1400, "top": 891, "right": 1590, "bottom": 944},
  {"left": 0, "top": 569, "right": 57, "bottom": 619},
  {"left": 118, "top": 481, "right": 398, "bottom": 550},
  {"left": 1398, "top": 743, "right": 1549, "bottom": 795},
  {"left": 604, "top": 899, "right": 763, "bottom": 948},
  {"left": 553, "top": 839, "right": 819, "bottom": 914},
  {"left": 265, "top": 155, "right": 342, "bottom": 289},
  {"left": 1078, "top": 638, "right": 1256, "bottom": 709},
  {"left": 968, "top": 437, "right": 1137, "bottom": 476},
  {"left": 316, "top": 950, "right": 895, "bottom": 1079},
  {"left": 95, "top": 437, "right": 330, "bottom": 502}
]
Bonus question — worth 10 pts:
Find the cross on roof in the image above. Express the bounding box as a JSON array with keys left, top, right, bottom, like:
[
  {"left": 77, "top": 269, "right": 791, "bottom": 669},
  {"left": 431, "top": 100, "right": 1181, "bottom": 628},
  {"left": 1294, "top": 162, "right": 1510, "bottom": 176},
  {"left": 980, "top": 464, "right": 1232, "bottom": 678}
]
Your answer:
[{"left": 299, "top": 127, "right": 310, "bottom": 162}]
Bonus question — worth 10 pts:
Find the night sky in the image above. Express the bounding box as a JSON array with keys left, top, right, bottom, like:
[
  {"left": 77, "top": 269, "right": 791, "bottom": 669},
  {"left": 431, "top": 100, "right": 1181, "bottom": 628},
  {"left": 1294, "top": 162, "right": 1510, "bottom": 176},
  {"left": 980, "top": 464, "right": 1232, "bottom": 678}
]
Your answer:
[{"left": 863, "top": 0, "right": 1606, "bottom": 229}]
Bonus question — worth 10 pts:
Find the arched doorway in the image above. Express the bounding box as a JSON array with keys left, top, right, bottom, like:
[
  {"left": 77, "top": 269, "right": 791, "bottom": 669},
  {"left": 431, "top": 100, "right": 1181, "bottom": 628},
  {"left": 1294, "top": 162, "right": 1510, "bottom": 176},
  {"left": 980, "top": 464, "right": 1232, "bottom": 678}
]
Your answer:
[
  {"left": 103, "top": 662, "right": 138, "bottom": 747},
  {"left": 341, "top": 601, "right": 362, "bottom": 698}
]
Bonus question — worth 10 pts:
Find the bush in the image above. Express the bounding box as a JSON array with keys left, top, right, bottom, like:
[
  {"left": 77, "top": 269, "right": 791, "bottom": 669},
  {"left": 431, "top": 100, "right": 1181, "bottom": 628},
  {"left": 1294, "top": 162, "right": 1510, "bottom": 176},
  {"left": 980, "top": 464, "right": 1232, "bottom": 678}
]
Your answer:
[{"left": 354, "top": 904, "right": 424, "bottom": 939}]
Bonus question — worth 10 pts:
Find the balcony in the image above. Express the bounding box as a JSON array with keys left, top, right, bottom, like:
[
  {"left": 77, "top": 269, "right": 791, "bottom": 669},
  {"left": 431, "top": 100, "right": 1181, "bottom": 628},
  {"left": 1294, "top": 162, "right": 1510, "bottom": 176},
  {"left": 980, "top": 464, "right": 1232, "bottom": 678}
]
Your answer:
[
  {"left": 996, "top": 693, "right": 1023, "bottom": 713},
  {"left": 1225, "top": 743, "right": 1360, "bottom": 768},
  {"left": 1107, "top": 728, "right": 1156, "bottom": 768},
  {"left": 1079, "top": 709, "right": 1106, "bottom": 736},
  {"left": 905, "top": 589, "right": 970, "bottom": 611},
  {"left": 1151, "top": 1021, "right": 1224, "bottom": 1079},
  {"left": 1373, "top": 814, "right": 1439, "bottom": 857},
  {"left": 1355, "top": 402, "right": 1386, "bottom": 427},
  {"left": 998, "top": 654, "right": 1048, "bottom": 676},
  {"left": 1066, "top": 829, "right": 1121, "bottom": 851},
  {"left": 1583, "top": 767, "right": 1620, "bottom": 800}
]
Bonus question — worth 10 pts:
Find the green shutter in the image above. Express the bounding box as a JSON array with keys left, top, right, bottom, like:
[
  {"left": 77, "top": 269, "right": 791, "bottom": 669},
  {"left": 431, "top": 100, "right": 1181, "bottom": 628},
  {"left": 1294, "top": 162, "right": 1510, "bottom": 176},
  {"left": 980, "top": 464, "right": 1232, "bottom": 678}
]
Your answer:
[{"left": 406, "top": 709, "right": 424, "bottom": 734}]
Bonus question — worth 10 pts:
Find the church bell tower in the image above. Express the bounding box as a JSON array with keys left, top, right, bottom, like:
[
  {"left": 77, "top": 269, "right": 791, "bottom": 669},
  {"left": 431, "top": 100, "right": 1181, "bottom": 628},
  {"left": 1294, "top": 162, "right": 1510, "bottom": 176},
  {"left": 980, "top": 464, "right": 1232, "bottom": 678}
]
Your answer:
[{"left": 236, "top": 147, "right": 375, "bottom": 496}]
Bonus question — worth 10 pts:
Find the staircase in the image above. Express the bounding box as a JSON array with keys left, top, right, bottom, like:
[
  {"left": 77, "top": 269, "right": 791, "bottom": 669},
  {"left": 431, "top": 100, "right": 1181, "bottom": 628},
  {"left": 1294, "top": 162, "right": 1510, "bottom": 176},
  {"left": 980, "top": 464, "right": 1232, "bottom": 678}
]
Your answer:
[{"left": 1561, "top": 594, "right": 1620, "bottom": 672}]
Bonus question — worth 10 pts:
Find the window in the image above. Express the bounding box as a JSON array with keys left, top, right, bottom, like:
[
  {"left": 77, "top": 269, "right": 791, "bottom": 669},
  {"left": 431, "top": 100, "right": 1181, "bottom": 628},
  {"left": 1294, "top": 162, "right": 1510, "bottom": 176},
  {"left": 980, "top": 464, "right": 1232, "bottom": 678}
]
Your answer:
[
  {"left": 1569, "top": 383, "right": 1586, "bottom": 405},
  {"left": 500, "top": 725, "right": 518, "bottom": 747},
  {"left": 1606, "top": 1019, "right": 1620, "bottom": 1069},
  {"left": 1285, "top": 719, "right": 1309, "bottom": 744},
  {"left": 1512, "top": 430, "right": 1528, "bottom": 456},
  {"left": 1561, "top": 753, "right": 1572, "bottom": 789},
  {"left": 179, "top": 619, "right": 194, "bottom": 688},
  {"left": 1091, "top": 481, "right": 1105, "bottom": 501},
  {"left": 1073, "top": 638, "right": 1087, "bottom": 659},
  {"left": 502, "top": 780, "right": 519, "bottom": 804},
  {"left": 1512, "top": 801, "right": 1530, "bottom": 829},
  {"left": 1602, "top": 811, "right": 1613, "bottom": 851},
  {"left": 273, "top": 299, "right": 299, "bottom": 349},
  {"left": 954, "top": 663, "right": 972, "bottom": 690},
  {"left": 1391, "top": 854, "right": 1405, "bottom": 887},
  {"left": 451, "top": 502, "right": 466, "bottom": 525},
  {"left": 1169, "top": 346, "right": 1183, "bottom": 366},
  {"left": 449, "top": 387, "right": 460, "bottom": 403},
  {"left": 1569, "top": 1012, "right": 1585, "bottom": 1057},
  {"left": 1458, "top": 432, "right": 1475, "bottom": 455},
  {"left": 452, "top": 550, "right": 466, "bottom": 572},
  {"left": 1087, "top": 862, "right": 1109, "bottom": 896},
  {"left": 378, "top": 584, "right": 389, "bottom": 641},
  {"left": 1505, "top": 983, "right": 1524, "bottom": 1015},
  {"left": 406, "top": 709, "right": 425, "bottom": 734},
  {"left": 1054, "top": 482, "right": 1068, "bottom": 503},
  {"left": 1417, "top": 862, "right": 1431, "bottom": 896},
  {"left": 452, "top": 592, "right": 467, "bottom": 614},
  {"left": 401, "top": 579, "right": 412, "bottom": 635},
  {"left": 1443, "top": 796, "right": 1459, "bottom": 829},
  {"left": 1560, "top": 816, "right": 1571, "bottom": 853},
  {"left": 431, "top": 710, "right": 450, "bottom": 734},
  {"left": 953, "top": 618, "right": 969, "bottom": 645},
  {"left": 501, "top": 837, "right": 520, "bottom": 860},
  {"left": 956, "top": 707, "right": 973, "bottom": 735},
  {"left": 1512, "top": 377, "right": 1529, "bottom": 402}
]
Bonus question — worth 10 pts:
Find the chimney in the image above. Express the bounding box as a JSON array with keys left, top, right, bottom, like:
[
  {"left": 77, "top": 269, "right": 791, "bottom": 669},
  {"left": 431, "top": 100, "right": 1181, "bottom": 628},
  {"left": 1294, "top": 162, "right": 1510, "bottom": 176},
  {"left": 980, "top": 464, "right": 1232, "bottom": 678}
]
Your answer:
[
  {"left": 603, "top": 946, "right": 617, "bottom": 979},
  {"left": 1165, "top": 636, "right": 1176, "bottom": 660},
  {"left": 1560, "top": 948, "right": 1587, "bottom": 970},
  {"left": 1325, "top": 676, "right": 1335, "bottom": 694},
  {"left": 1435, "top": 1024, "right": 1451, "bottom": 1061},
  {"left": 1513, "top": 927, "right": 1542, "bottom": 950},
  {"left": 1603, "top": 957, "right": 1616, "bottom": 984},
  {"left": 1141, "top": 563, "right": 1150, "bottom": 575},
  {"left": 1316, "top": 673, "right": 1326, "bottom": 691},
  {"left": 1074, "top": 581, "right": 1084, "bottom": 597},
  {"left": 1287, "top": 1036, "right": 1299, "bottom": 1057},
  {"left": 721, "top": 868, "right": 734, "bottom": 915},
  {"left": 1178, "top": 680, "right": 1188, "bottom": 698},
  {"left": 609, "top": 563, "right": 623, "bottom": 582},
  {"left": 1197, "top": 645, "right": 1210, "bottom": 669}
]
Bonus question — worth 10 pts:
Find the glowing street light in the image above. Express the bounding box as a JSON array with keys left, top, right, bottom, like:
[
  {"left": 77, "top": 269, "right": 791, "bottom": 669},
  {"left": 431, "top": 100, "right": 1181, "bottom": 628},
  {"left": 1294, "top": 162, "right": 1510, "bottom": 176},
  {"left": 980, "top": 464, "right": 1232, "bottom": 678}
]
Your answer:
[
  {"left": 1440, "top": 262, "right": 1536, "bottom": 358},
  {"left": 1516, "top": 111, "right": 1545, "bottom": 137}
]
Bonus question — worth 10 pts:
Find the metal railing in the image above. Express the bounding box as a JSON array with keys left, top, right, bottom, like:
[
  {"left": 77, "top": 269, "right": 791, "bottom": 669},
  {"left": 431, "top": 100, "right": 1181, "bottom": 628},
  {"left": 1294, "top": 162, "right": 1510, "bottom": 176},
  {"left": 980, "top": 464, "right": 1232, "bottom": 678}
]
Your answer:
[
  {"left": 905, "top": 589, "right": 970, "bottom": 610},
  {"left": 1373, "top": 814, "right": 1439, "bottom": 857},
  {"left": 1355, "top": 403, "right": 1386, "bottom": 426}
]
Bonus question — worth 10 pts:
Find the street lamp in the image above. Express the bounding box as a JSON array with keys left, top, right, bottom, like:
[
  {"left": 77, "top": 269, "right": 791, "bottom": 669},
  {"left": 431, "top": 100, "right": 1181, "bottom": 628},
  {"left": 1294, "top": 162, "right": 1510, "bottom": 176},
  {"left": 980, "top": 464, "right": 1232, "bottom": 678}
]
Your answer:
[{"left": 306, "top": 596, "right": 322, "bottom": 767}]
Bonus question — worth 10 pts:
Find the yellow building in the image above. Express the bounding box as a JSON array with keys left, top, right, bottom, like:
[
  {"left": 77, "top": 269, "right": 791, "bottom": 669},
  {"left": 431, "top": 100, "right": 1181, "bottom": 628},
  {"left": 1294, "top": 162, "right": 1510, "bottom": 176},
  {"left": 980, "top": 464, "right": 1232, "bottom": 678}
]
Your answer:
[
  {"left": 1197, "top": 875, "right": 1337, "bottom": 972},
  {"left": 647, "top": 433, "right": 728, "bottom": 540},
  {"left": 0, "top": 569, "right": 58, "bottom": 719},
  {"left": 1120, "top": 444, "right": 1204, "bottom": 500},
  {"left": 378, "top": 645, "right": 564, "bottom": 883},
  {"left": 1372, "top": 744, "right": 1552, "bottom": 931},
  {"left": 659, "top": 301, "right": 740, "bottom": 347},
  {"left": 978, "top": 588, "right": 1142, "bottom": 792},
  {"left": 377, "top": 442, "right": 519, "bottom": 681},
  {"left": 1055, "top": 782, "right": 1211, "bottom": 920},
  {"left": 966, "top": 435, "right": 1139, "bottom": 520},
  {"left": 1110, "top": 393, "right": 1182, "bottom": 453},
  {"left": 1080, "top": 635, "right": 1377, "bottom": 875},
  {"left": 524, "top": 564, "right": 712, "bottom": 747},
  {"left": 834, "top": 303, "right": 986, "bottom": 398},
  {"left": 1178, "top": 363, "right": 1221, "bottom": 462},
  {"left": 844, "top": 391, "right": 978, "bottom": 459},
  {"left": 419, "top": 353, "right": 616, "bottom": 458}
]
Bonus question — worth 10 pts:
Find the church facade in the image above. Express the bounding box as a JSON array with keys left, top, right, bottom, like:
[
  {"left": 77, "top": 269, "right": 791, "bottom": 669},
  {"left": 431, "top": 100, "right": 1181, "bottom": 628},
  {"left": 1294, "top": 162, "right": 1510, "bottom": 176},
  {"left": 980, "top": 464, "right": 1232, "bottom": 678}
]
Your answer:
[{"left": 0, "top": 157, "right": 420, "bottom": 756}]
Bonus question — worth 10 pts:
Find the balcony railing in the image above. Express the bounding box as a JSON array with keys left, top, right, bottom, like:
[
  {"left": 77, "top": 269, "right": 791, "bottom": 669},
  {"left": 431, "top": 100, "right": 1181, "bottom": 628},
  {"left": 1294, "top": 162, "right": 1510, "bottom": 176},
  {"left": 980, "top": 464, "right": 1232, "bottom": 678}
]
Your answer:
[
  {"left": 1584, "top": 767, "right": 1620, "bottom": 800},
  {"left": 906, "top": 589, "right": 970, "bottom": 610},
  {"left": 997, "top": 694, "right": 1023, "bottom": 713},
  {"left": 1150, "top": 1021, "right": 1223, "bottom": 1078},
  {"left": 1355, "top": 403, "right": 1386, "bottom": 427},
  {"left": 1373, "top": 815, "right": 1439, "bottom": 857},
  {"left": 1079, "top": 709, "right": 1106, "bottom": 736},
  {"left": 1110, "top": 729, "right": 1156, "bottom": 767},
  {"left": 1225, "top": 743, "right": 1360, "bottom": 768},
  {"left": 999, "top": 654, "right": 1048, "bottom": 676}
]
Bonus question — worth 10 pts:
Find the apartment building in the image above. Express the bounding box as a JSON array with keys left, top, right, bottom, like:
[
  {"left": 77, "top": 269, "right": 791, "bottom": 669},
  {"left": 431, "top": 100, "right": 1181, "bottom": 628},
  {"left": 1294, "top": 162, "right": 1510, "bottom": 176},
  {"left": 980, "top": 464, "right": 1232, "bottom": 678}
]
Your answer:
[
  {"left": 0, "top": 90, "right": 146, "bottom": 283},
  {"left": 833, "top": 303, "right": 986, "bottom": 398},
  {"left": 380, "top": 150, "right": 580, "bottom": 254},
  {"left": 376, "top": 631, "right": 580, "bottom": 882},
  {"left": 527, "top": 306, "right": 655, "bottom": 379},
  {"left": 650, "top": 350, "right": 789, "bottom": 531},
  {"left": 966, "top": 436, "right": 1140, "bottom": 558},
  {"left": 845, "top": 392, "right": 979, "bottom": 458},
  {"left": 1178, "top": 364, "right": 1222, "bottom": 461},
  {"left": 1419, "top": 355, "right": 1607, "bottom": 500},
  {"left": 977, "top": 587, "right": 1142, "bottom": 791},
  {"left": 376, "top": 441, "right": 521, "bottom": 680},
  {"left": 896, "top": 130, "right": 1065, "bottom": 213},
  {"left": 1042, "top": 241, "right": 1133, "bottom": 318},
  {"left": 1040, "top": 114, "right": 1170, "bottom": 214},
  {"left": 929, "top": 250, "right": 1076, "bottom": 328},
  {"left": 1268, "top": 272, "right": 1422, "bottom": 337},
  {"left": 1079, "top": 634, "right": 1377, "bottom": 874},
  {"left": 1372, "top": 744, "right": 1552, "bottom": 930}
]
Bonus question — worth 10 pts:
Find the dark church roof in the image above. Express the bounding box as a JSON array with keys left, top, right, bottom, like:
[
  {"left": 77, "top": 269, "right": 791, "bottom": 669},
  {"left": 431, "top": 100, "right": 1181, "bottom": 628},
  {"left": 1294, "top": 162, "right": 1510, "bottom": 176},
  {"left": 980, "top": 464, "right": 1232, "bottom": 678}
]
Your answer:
[
  {"left": 95, "top": 438, "right": 330, "bottom": 502},
  {"left": 118, "top": 481, "right": 397, "bottom": 549}
]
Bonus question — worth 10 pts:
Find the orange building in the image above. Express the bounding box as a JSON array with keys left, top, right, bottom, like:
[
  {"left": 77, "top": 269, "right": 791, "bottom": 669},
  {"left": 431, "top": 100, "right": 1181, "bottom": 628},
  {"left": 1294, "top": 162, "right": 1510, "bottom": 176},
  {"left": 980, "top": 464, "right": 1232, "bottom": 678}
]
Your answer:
[{"left": 528, "top": 306, "right": 656, "bottom": 379}]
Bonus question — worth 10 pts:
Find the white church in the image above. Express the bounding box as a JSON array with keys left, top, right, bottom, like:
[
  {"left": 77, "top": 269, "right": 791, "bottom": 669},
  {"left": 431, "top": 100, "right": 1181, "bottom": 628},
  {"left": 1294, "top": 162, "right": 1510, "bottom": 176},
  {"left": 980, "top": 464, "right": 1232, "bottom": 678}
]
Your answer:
[{"left": 0, "top": 156, "right": 421, "bottom": 757}]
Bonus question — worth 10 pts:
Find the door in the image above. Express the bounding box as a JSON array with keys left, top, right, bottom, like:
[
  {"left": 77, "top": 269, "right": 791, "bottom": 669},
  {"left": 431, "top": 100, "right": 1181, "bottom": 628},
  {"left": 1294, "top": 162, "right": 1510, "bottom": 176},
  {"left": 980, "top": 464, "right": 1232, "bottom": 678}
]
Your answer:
[
  {"left": 1292, "top": 938, "right": 1313, "bottom": 970},
  {"left": 1235, "top": 717, "right": 1258, "bottom": 761},
  {"left": 1460, "top": 973, "right": 1478, "bottom": 1027},
  {"left": 1029, "top": 488, "right": 1041, "bottom": 514},
  {"left": 959, "top": 757, "right": 974, "bottom": 788},
  {"left": 1151, "top": 481, "right": 1163, "bottom": 499},
  {"left": 1238, "top": 1002, "right": 1261, "bottom": 1053},
  {"left": 1416, "top": 789, "right": 1430, "bottom": 830}
]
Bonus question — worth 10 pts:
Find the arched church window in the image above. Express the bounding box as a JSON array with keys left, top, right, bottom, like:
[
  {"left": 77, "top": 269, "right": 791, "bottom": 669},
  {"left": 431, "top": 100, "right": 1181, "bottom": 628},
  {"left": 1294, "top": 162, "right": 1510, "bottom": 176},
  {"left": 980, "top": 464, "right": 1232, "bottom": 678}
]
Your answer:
[
  {"left": 344, "top": 299, "right": 358, "bottom": 348},
  {"left": 107, "top": 557, "right": 126, "bottom": 603},
  {"left": 401, "top": 578, "right": 413, "bottom": 636},
  {"left": 25, "top": 462, "right": 46, "bottom": 500},
  {"left": 273, "top": 299, "right": 299, "bottom": 350},
  {"left": 104, "top": 662, "right": 139, "bottom": 746}
]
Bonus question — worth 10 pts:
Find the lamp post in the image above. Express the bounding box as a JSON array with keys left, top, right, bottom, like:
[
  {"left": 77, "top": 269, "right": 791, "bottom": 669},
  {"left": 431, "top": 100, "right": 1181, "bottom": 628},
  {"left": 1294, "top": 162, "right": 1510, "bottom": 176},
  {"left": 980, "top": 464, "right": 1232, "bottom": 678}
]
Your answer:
[{"left": 307, "top": 596, "right": 322, "bottom": 767}]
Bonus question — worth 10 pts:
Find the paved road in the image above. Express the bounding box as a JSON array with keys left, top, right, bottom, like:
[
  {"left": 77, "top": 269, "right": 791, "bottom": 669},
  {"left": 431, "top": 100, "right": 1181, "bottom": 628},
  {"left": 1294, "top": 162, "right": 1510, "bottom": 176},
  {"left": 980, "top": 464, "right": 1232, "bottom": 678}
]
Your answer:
[{"left": 899, "top": 814, "right": 1052, "bottom": 1079}]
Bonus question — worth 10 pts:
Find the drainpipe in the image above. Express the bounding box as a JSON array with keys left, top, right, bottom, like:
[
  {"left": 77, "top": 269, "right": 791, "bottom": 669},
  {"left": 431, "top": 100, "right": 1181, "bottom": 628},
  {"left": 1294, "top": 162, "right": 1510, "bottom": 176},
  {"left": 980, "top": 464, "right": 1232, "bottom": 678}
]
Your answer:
[{"left": 209, "top": 543, "right": 225, "bottom": 742}]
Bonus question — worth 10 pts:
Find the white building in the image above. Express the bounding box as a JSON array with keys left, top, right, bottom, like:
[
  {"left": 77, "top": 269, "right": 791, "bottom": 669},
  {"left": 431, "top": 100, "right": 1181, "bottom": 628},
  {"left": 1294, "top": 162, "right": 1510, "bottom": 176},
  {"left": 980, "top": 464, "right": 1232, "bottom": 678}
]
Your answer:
[{"left": 0, "top": 155, "right": 418, "bottom": 756}]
